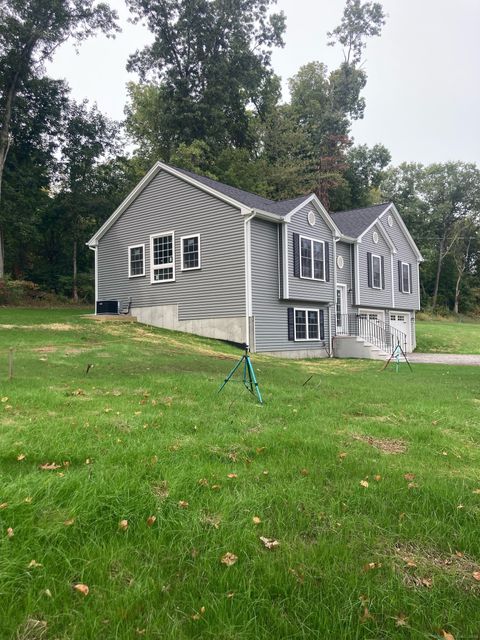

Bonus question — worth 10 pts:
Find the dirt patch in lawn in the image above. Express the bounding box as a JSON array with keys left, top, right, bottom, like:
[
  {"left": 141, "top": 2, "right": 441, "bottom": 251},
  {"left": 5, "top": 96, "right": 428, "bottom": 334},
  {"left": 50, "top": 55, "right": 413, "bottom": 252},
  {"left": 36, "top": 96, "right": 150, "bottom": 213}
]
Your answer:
[
  {"left": 0, "top": 323, "right": 74, "bottom": 331},
  {"left": 352, "top": 433, "right": 407, "bottom": 454},
  {"left": 32, "top": 346, "right": 57, "bottom": 353},
  {"left": 394, "top": 542, "right": 480, "bottom": 592}
]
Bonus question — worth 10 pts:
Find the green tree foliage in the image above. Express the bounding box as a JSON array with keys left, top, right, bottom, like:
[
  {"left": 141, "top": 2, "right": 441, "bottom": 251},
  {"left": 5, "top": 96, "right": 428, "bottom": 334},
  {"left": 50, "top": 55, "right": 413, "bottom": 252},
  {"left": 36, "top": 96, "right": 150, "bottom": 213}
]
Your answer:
[
  {"left": 125, "top": 0, "right": 285, "bottom": 158},
  {"left": 0, "top": 0, "right": 119, "bottom": 277}
]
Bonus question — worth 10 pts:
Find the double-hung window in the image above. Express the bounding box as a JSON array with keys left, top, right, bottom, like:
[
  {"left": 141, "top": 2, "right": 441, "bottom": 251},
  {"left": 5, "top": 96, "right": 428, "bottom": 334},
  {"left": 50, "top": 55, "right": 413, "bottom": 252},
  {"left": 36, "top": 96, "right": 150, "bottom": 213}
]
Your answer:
[
  {"left": 181, "top": 234, "right": 201, "bottom": 270},
  {"left": 300, "top": 236, "right": 325, "bottom": 280},
  {"left": 371, "top": 254, "right": 382, "bottom": 289},
  {"left": 150, "top": 232, "right": 175, "bottom": 283},
  {"left": 294, "top": 309, "right": 320, "bottom": 341},
  {"left": 128, "top": 244, "right": 145, "bottom": 278},
  {"left": 401, "top": 262, "right": 411, "bottom": 293}
]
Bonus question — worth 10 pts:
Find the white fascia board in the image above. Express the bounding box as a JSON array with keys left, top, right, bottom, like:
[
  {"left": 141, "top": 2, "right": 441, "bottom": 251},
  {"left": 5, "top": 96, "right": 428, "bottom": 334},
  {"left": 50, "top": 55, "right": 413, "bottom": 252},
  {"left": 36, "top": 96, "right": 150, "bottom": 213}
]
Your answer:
[
  {"left": 380, "top": 203, "right": 424, "bottom": 262},
  {"left": 284, "top": 194, "right": 342, "bottom": 237},
  {"left": 358, "top": 217, "right": 397, "bottom": 254},
  {"left": 87, "top": 161, "right": 250, "bottom": 247},
  {"left": 251, "top": 208, "right": 284, "bottom": 222}
]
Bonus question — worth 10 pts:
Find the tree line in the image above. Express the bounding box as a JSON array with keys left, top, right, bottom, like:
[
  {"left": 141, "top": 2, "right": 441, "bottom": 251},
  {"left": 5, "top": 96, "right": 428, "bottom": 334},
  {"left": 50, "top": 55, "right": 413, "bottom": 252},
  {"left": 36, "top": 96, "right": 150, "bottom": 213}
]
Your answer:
[{"left": 1, "top": 0, "right": 479, "bottom": 312}]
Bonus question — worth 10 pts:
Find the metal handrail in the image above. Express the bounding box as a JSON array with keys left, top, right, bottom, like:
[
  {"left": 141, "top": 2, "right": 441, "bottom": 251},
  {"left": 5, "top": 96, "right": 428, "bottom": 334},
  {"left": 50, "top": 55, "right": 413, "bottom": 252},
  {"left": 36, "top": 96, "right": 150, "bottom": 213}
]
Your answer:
[{"left": 335, "top": 313, "right": 407, "bottom": 354}]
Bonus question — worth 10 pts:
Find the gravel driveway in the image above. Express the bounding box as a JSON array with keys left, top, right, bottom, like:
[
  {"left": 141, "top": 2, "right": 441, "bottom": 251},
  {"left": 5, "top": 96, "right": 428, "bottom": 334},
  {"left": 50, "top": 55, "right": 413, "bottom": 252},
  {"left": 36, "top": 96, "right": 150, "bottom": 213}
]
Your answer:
[{"left": 409, "top": 353, "right": 480, "bottom": 366}]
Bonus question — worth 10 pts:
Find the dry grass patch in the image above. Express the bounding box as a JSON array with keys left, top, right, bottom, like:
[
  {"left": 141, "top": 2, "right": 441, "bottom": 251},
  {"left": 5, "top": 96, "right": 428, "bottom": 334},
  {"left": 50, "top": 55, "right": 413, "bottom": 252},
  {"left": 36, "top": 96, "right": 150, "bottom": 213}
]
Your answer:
[
  {"left": 394, "top": 542, "right": 480, "bottom": 593},
  {"left": 352, "top": 433, "right": 407, "bottom": 454}
]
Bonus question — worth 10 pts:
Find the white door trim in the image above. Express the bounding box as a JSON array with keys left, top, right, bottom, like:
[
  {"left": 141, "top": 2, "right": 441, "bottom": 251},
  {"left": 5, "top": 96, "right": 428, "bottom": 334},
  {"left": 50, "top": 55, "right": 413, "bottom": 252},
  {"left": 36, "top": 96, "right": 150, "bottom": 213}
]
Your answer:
[{"left": 336, "top": 284, "right": 348, "bottom": 334}]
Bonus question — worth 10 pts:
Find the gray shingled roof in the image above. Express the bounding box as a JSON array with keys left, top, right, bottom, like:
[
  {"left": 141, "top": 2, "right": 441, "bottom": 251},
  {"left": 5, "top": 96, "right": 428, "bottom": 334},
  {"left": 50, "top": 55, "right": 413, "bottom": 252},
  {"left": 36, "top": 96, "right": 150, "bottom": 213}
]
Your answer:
[
  {"left": 174, "top": 166, "right": 310, "bottom": 215},
  {"left": 330, "top": 203, "right": 391, "bottom": 237}
]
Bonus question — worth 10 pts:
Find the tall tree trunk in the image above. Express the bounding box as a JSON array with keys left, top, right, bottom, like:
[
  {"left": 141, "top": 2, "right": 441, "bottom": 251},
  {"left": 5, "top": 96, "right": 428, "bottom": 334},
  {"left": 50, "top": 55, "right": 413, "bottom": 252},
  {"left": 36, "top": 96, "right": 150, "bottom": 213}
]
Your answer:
[
  {"left": 0, "top": 71, "right": 21, "bottom": 279},
  {"left": 72, "top": 239, "right": 78, "bottom": 303},
  {"left": 454, "top": 273, "right": 461, "bottom": 314},
  {"left": 431, "top": 235, "right": 445, "bottom": 311}
]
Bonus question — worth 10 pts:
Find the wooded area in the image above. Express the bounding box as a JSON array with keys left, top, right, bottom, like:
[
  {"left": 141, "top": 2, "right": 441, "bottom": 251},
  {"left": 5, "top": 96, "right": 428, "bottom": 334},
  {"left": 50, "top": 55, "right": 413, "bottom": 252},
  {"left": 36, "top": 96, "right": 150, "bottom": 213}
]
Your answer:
[{"left": 1, "top": 0, "right": 479, "bottom": 312}]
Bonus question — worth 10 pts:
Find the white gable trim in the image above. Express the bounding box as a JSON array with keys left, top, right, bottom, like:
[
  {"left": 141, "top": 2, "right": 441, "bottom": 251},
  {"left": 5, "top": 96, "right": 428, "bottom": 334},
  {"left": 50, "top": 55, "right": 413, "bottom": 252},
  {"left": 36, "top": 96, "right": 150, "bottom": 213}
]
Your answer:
[
  {"left": 284, "top": 194, "right": 342, "bottom": 237},
  {"left": 380, "top": 203, "right": 424, "bottom": 261},
  {"left": 87, "top": 161, "right": 251, "bottom": 246},
  {"left": 358, "top": 218, "right": 397, "bottom": 254}
]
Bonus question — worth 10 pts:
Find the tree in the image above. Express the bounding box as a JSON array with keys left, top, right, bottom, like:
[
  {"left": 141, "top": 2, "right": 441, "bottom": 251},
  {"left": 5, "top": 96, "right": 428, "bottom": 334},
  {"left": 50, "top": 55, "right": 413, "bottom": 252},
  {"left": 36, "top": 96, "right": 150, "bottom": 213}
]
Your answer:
[
  {"left": 125, "top": 0, "right": 285, "bottom": 159},
  {"left": 0, "top": 0, "right": 119, "bottom": 278},
  {"left": 54, "top": 100, "right": 120, "bottom": 301}
]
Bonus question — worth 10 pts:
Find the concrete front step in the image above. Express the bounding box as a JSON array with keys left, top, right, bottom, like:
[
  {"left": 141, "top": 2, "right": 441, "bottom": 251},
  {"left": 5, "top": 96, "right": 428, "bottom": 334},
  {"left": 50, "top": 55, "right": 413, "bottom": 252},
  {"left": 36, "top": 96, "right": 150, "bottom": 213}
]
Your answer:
[{"left": 333, "top": 336, "right": 389, "bottom": 360}]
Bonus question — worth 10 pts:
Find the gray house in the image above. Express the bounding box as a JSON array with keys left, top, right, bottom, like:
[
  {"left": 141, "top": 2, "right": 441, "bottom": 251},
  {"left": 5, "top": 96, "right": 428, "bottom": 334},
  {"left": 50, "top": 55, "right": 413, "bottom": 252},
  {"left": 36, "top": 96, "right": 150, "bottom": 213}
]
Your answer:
[{"left": 88, "top": 162, "right": 423, "bottom": 359}]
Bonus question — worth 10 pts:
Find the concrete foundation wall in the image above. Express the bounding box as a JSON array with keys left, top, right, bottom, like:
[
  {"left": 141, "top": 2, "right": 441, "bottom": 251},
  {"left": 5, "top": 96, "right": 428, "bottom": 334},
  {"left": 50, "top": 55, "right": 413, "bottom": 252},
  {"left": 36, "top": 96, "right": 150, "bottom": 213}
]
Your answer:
[
  {"left": 260, "top": 349, "right": 329, "bottom": 359},
  {"left": 132, "top": 304, "right": 247, "bottom": 344}
]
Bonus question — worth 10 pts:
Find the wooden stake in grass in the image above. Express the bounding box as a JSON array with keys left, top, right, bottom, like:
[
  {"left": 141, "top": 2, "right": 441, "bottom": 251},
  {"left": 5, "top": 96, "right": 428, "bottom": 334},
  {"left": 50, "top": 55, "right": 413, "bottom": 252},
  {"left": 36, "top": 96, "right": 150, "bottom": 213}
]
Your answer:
[{"left": 8, "top": 348, "right": 14, "bottom": 380}]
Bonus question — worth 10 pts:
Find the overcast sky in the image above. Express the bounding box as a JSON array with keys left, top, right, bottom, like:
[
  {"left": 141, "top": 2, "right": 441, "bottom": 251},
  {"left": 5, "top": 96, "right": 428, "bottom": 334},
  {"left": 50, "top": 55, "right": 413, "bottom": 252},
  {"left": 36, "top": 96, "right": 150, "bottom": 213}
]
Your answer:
[{"left": 47, "top": 0, "right": 480, "bottom": 166}]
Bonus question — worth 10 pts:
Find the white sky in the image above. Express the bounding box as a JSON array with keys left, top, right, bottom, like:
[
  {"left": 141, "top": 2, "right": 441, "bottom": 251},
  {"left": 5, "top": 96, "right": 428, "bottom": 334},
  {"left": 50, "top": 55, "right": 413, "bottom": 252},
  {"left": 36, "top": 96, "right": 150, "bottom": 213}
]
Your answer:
[{"left": 47, "top": 0, "right": 480, "bottom": 166}]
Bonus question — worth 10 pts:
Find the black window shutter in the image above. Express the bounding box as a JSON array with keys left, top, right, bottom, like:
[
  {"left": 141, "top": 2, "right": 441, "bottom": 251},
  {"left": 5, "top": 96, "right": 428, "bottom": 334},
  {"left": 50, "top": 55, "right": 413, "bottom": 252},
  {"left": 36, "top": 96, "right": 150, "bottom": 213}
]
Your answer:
[
  {"left": 398, "top": 260, "right": 403, "bottom": 292},
  {"left": 325, "top": 241, "right": 330, "bottom": 281},
  {"left": 293, "top": 233, "right": 300, "bottom": 277},
  {"left": 319, "top": 310, "right": 325, "bottom": 340},
  {"left": 409, "top": 263, "right": 413, "bottom": 293},
  {"left": 367, "top": 252, "right": 372, "bottom": 288},
  {"left": 381, "top": 256, "right": 385, "bottom": 289},
  {"left": 287, "top": 307, "right": 295, "bottom": 341}
]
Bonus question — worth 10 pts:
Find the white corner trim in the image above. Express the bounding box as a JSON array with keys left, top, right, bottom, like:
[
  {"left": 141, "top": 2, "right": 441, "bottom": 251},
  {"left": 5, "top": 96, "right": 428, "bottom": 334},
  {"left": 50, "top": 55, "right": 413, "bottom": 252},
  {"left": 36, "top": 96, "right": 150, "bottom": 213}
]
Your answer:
[
  {"left": 391, "top": 252, "right": 395, "bottom": 308},
  {"left": 128, "top": 243, "right": 146, "bottom": 278},
  {"left": 282, "top": 223, "right": 289, "bottom": 299},
  {"left": 244, "top": 213, "right": 254, "bottom": 347},
  {"left": 180, "top": 234, "right": 201, "bottom": 271},
  {"left": 150, "top": 231, "right": 175, "bottom": 284},
  {"left": 380, "top": 203, "right": 423, "bottom": 261},
  {"left": 355, "top": 243, "right": 361, "bottom": 305},
  {"left": 89, "top": 246, "right": 98, "bottom": 312}
]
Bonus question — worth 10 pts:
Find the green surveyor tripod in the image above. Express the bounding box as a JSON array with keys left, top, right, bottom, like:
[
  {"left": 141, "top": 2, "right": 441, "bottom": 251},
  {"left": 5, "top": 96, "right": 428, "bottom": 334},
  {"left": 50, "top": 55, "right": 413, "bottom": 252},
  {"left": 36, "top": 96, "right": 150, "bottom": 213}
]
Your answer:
[{"left": 218, "top": 344, "right": 263, "bottom": 404}]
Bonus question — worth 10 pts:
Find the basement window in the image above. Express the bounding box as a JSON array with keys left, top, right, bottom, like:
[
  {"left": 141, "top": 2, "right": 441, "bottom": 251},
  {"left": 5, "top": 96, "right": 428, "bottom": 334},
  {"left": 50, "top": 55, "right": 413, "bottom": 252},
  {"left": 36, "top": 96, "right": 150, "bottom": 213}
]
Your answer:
[
  {"left": 294, "top": 308, "right": 319, "bottom": 341},
  {"left": 151, "top": 232, "right": 175, "bottom": 283}
]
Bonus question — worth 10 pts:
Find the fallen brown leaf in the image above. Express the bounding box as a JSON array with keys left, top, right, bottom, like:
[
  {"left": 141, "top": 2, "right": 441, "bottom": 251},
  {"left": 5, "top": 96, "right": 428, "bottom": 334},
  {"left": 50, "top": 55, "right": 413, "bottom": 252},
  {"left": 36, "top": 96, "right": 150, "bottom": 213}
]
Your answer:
[
  {"left": 227, "top": 473, "right": 237, "bottom": 479},
  {"left": 118, "top": 519, "right": 128, "bottom": 531},
  {"left": 28, "top": 560, "right": 43, "bottom": 568},
  {"left": 198, "top": 478, "right": 209, "bottom": 486},
  {"left": 17, "top": 454, "right": 26, "bottom": 461},
  {"left": 252, "top": 516, "right": 261, "bottom": 525},
  {"left": 472, "top": 571, "right": 480, "bottom": 581},
  {"left": 39, "top": 462, "right": 61, "bottom": 470},
  {"left": 146, "top": 515, "right": 156, "bottom": 527},
  {"left": 360, "top": 480, "right": 369, "bottom": 488},
  {"left": 363, "top": 562, "right": 382, "bottom": 571},
  {"left": 221, "top": 552, "right": 238, "bottom": 566},
  {"left": 259, "top": 536, "right": 280, "bottom": 550},
  {"left": 360, "top": 607, "right": 373, "bottom": 623},
  {"left": 441, "top": 631, "right": 455, "bottom": 640},
  {"left": 64, "top": 518, "right": 75, "bottom": 526},
  {"left": 73, "top": 583, "right": 89, "bottom": 596},
  {"left": 339, "top": 452, "right": 347, "bottom": 459},
  {"left": 472, "top": 489, "right": 480, "bottom": 494},
  {"left": 421, "top": 577, "right": 432, "bottom": 588},
  {"left": 178, "top": 500, "right": 189, "bottom": 509},
  {"left": 7, "top": 527, "right": 13, "bottom": 538},
  {"left": 300, "top": 468, "right": 309, "bottom": 476},
  {"left": 191, "top": 606, "right": 206, "bottom": 620},
  {"left": 404, "top": 473, "right": 415, "bottom": 481},
  {"left": 395, "top": 613, "right": 408, "bottom": 627},
  {"left": 0, "top": 502, "right": 7, "bottom": 509},
  {"left": 374, "top": 474, "right": 382, "bottom": 482}
]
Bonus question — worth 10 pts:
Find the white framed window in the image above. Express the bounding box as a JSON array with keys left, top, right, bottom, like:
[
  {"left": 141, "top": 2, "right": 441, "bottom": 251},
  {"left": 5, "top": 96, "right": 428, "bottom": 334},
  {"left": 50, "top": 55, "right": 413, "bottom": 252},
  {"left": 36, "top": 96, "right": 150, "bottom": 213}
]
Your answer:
[
  {"left": 300, "top": 235, "right": 325, "bottom": 281},
  {"left": 150, "top": 231, "right": 175, "bottom": 283},
  {"left": 401, "top": 262, "right": 411, "bottom": 293},
  {"left": 128, "top": 244, "right": 145, "bottom": 278},
  {"left": 181, "top": 234, "right": 201, "bottom": 271},
  {"left": 294, "top": 308, "right": 320, "bottom": 341},
  {"left": 371, "top": 254, "right": 382, "bottom": 289}
]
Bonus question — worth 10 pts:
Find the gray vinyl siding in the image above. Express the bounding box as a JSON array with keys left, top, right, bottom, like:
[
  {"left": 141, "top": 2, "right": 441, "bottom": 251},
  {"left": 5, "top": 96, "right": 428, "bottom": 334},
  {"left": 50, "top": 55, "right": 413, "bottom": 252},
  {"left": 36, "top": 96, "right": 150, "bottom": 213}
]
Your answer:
[
  {"left": 357, "top": 223, "right": 393, "bottom": 308},
  {"left": 336, "top": 241, "right": 355, "bottom": 314},
  {"left": 97, "top": 169, "right": 246, "bottom": 320},
  {"left": 251, "top": 218, "right": 330, "bottom": 352},
  {"left": 288, "top": 205, "right": 335, "bottom": 302},
  {"left": 379, "top": 211, "right": 420, "bottom": 310}
]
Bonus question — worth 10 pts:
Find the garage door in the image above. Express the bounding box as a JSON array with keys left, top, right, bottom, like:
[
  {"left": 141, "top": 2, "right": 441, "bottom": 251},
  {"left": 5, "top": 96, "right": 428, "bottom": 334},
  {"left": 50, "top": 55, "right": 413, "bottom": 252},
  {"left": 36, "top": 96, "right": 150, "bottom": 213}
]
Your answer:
[{"left": 390, "top": 313, "right": 411, "bottom": 352}]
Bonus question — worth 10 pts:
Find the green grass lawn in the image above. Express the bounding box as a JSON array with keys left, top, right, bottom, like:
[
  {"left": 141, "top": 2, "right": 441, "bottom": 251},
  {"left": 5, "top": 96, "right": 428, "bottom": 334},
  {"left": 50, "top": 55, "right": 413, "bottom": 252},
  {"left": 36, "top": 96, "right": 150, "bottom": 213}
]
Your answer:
[
  {"left": 416, "top": 318, "right": 480, "bottom": 354},
  {"left": 1, "top": 308, "right": 480, "bottom": 639}
]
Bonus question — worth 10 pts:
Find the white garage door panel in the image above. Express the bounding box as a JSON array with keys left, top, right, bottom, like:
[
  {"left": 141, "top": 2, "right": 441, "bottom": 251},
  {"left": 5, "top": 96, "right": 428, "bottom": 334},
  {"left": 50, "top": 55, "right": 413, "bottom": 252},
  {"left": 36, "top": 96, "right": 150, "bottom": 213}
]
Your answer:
[{"left": 390, "top": 313, "right": 411, "bottom": 352}]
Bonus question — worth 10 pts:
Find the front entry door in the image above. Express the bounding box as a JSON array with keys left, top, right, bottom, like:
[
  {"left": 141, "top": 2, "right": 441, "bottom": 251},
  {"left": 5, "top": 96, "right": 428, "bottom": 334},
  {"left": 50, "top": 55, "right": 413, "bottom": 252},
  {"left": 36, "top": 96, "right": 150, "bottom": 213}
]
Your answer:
[{"left": 336, "top": 285, "right": 348, "bottom": 334}]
